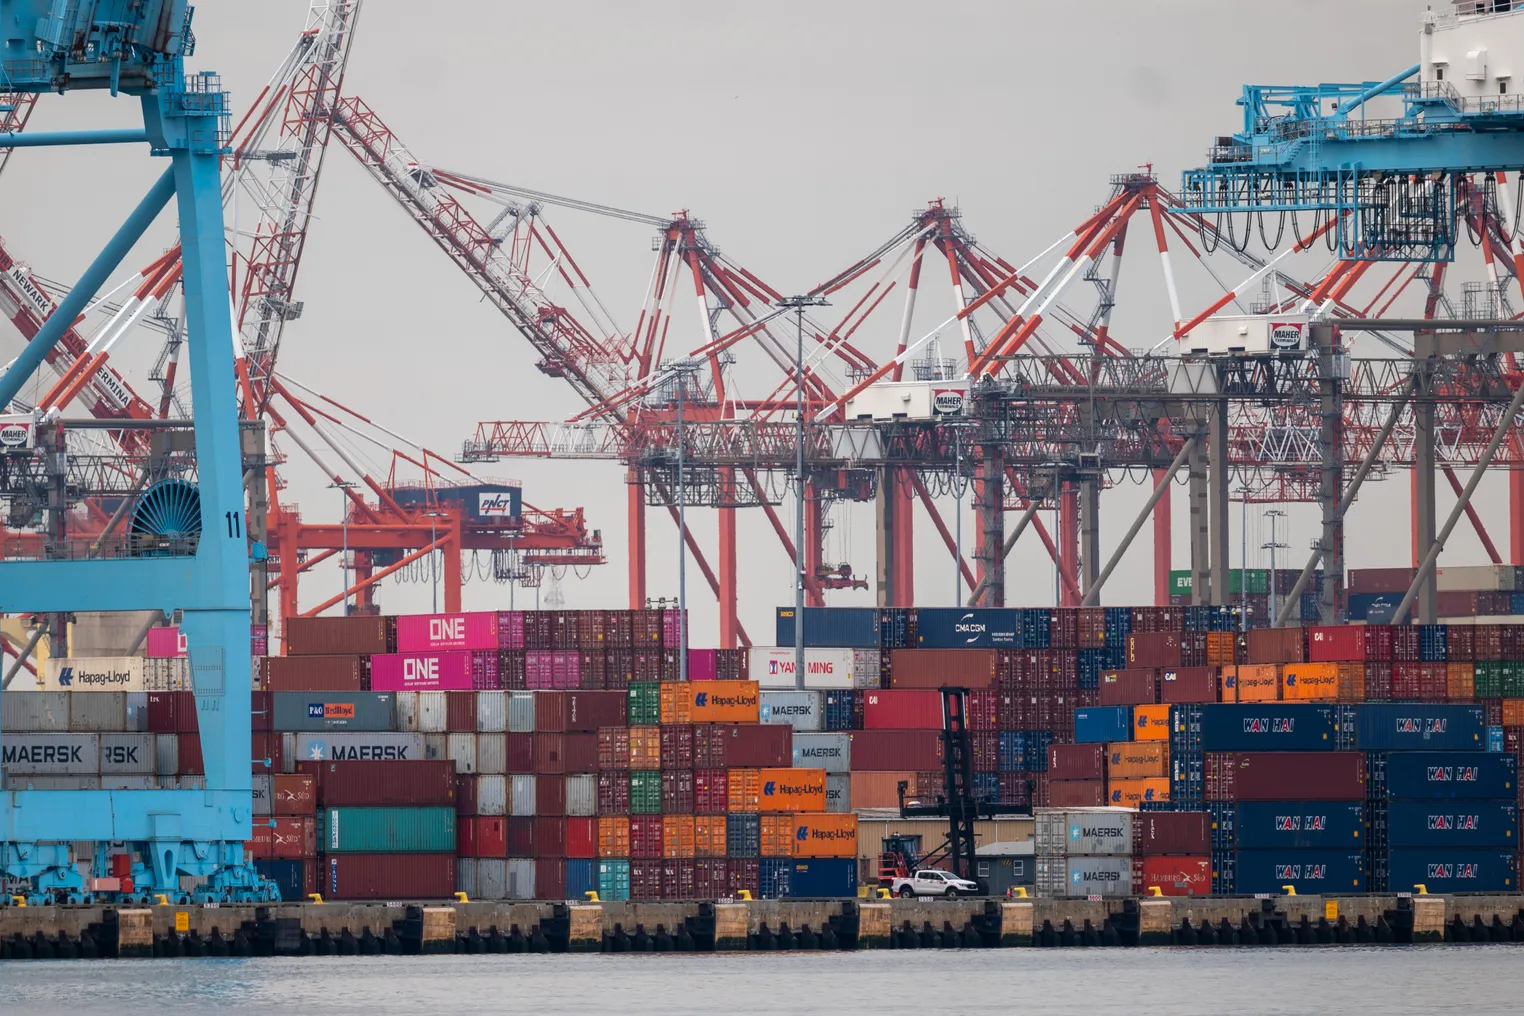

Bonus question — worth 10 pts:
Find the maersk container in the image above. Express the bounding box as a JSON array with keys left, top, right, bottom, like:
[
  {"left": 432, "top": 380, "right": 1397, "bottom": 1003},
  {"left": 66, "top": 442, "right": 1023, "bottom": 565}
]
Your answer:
[
  {"left": 914, "top": 608, "right": 1021, "bottom": 649},
  {"left": 253, "top": 773, "right": 272, "bottom": 815},
  {"left": 1369, "top": 751, "right": 1517, "bottom": 800},
  {"left": 775, "top": 607, "right": 882, "bottom": 648},
  {"left": 825, "top": 773, "right": 851, "bottom": 813},
  {"left": 1381, "top": 801, "right": 1518, "bottom": 848},
  {"left": 598, "top": 859, "right": 632, "bottom": 901},
  {"left": 759, "top": 858, "right": 858, "bottom": 899},
  {"left": 759, "top": 691, "right": 824, "bottom": 731},
  {"left": 1178, "top": 703, "right": 1339, "bottom": 752},
  {"left": 1, "top": 733, "right": 99, "bottom": 774},
  {"left": 271, "top": 692, "right": 395, "bottom": 732},
  {"left": 293, "top": 732, "right": 426, "bottom": 763},
  {"left": 1356, "top": 704, "right": 1485, "bottom": 752},
  {"left": 1036, "top": 855, "right": 1133, "bottom": 897},
  {"left": 1035, "top": 808, "right": 1134, "bottom": 857},
  {"left": 99, "top": 732, "right": 154, "bottom": 774},
  {"left": 324, "top": 806, "right": 456, "bottom": 853},
  {"left": 1208, "top": 801, "right": 1366, "bottom": 850},
  {"left": 1384, "top": 849, "right": 1517, "bottom": 893},
  {"left": 1074, "top": 706, "right": 1132, "bottom": 744},
  {"left": 792, "top": 732, "right": 851, "bottom": 773},
  {"left": 1227, "top": 849, "right": 1366, "bottom": 894}
]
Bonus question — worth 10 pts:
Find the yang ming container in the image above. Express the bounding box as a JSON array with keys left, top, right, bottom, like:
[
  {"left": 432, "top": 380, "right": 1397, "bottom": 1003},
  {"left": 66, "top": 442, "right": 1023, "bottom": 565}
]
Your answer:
[
  {"left": 1355, "top": 704, "right": 1485, "bottom": 752},
  {"left": 324, "top": 806, "right": 456, "bottom": 853}
]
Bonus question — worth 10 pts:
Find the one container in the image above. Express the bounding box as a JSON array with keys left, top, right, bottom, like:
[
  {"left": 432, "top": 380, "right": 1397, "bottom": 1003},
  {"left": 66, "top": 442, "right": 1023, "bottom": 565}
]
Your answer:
[
  {"left": 370, "top": 652, "right": 483, "bottom": 691},
  {"left": 790, "top": 732, "right": 851, "bottom": 773},
  {"left": 292, "top": 732, "right": 426, "bottom": 763},
  {"left": 395, "top": 612, "right": 501, "bottom": 653},
  {"left": 760, "top": 691, "right": 824, "bottom": 732},
  {"left": 323, "top": 806, "right": 456, "bottom": 853}
]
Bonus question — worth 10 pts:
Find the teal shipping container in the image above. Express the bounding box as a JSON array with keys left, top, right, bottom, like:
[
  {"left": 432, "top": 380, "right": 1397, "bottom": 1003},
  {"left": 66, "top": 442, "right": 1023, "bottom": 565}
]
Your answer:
[
  {"left": 323, "top": 806, "right": 456, "bottom": 853},
  {"left": 598, "top": 859, "right": 631, "bottom": 901}
]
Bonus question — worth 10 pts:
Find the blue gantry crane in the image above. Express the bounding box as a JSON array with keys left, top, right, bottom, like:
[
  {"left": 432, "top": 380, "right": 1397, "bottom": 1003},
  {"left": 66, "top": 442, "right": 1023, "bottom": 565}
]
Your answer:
[
  {"left": 0, "top": 2, "right": 274, "bottom": 902},
  {"left": 1181, "top": 1, "right": 1524, "bottom": 261}
]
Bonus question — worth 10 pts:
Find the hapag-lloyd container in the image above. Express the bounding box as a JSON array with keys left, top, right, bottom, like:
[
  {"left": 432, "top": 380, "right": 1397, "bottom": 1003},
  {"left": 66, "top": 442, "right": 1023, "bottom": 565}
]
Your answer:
[
  {"left": 1036, "top": 855, "right": 1133, "bottom": 897},
  {"left": 748, "top": 647, "right": 878, "bottom": 689},
  {"left": 395, "top": 612, "right": 500, "bottom": 653},
  {"left": 1369, "top": 751, "right": 1518, "bottom": 800},
  {"left": 1209, "top": 801, "right": 1366, "bottom": 850},
  {"left": 40, "top": 657, "right": 146, "bottom": 692},
  {"left": 370, "top": 651, "right": 496, "bottom": 691}
]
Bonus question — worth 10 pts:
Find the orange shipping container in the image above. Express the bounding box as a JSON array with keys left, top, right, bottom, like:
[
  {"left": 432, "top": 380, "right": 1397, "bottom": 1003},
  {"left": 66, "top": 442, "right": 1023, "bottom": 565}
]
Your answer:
[
  {"left": 849, "top": 771, "right": 915, "bottom": 810},
  {"left": 1282, "top": 662, "right": 1340, "bottom": 701},
  {"left": 757, "top": 767, "right": 827, "bottom": 813},
  {"left": 598, "top": 816, "right": 630, "bottom": 859},
  {"left": 1335, "top": 662, "right": 1365, "bottom": 702},
  {"left": 662, "top": 814, "right": 696, "bottom": 859},
  {"left": 1447, "top": 663, "right": 1475, "bottom": 701},
  {"left": 760, "top": 814, "right": 794, "bottom": 857},
  {"left": 1231, "top": 664, "right": 1281, "bottom": 702},
  {"left": 662, "top": 680, "right": 760, "bottom": 724},
  {"left": 728, "top": 768, "right": 761, "bottom": 813},
  {"left": 1205, "top": 631, "right": 1237, "bottom": 667},
  {"left": 792, "top": 813, "right": 858, "bottom": 858},
  {"left": 1107, "top": 777, "right": 1170, "bottom": 808},
  {"left": 629, "top": 726, "right": 661, "bottom": 768},
  {"left": 695, "top": 815, "right": 727, "bottom": 857},
  {"left": 1107, "top": 741, "right": 1168, "bottom": 779},
  {"left": 1503, "top": 699, "right": 1524, "bottom": 727},
  {"left": 1132, "top": 704, "right": 1171, "bottom": 742}
]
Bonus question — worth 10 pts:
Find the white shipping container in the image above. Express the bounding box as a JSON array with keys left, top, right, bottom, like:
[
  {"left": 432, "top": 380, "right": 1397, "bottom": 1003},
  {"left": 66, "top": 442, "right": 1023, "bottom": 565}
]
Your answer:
[
  {"left": 505, "top": 858, "right": 536, "bottom": 900},
  {"left": 293, "top": 732, "right": 427, "bottom": 762},
  {"left": 759, "top": 691, "right": 824, "bottom": 731},
  {"left": 447, "top": 732, "right": 478, "bottom": 773},
  {"left": 280, "top": 733, "right": 297, "bottom": 773},
  {"left": 67, "top": 692, "right": 130, "bottom": 732},
  {"left": 40, "top": 656, "right": 146, "bottom": 692},
  {"left": 99, "top": 733, "right": 154, "bottom": 774},
  {"left": 1, "top": 692, "right": 70, "bottom": 732},
  {"left": 100, "top": 775, "right": 155, "bottom": 790},
  {"left": 253, "top": 773, "right": 272, "bottom": 815},
  {"left": 145, "top": 658, "right": 191, "bottom": 692},
  {"left": 423, "top": 733, "right": 449, "bottom": 763},
  {"left": 457, "top": 857, "right": 479, "bottom": 900},
  {"left": 418, "top": 691, "right": 448, "bottom": 733},
  {"left": 1, "top": 733, "right": 100, "bottom": 774},
  {"left": 1035, "top": 807, "right": 1135, "bottom": 858},
  {"left": 507, "top": 692, "right": 536, "bottom": 732},
  {"left": 476, "top": 733, "right": 507, "bottom": 775},
  {"left": 791, "top": 732, "right": 851, "bottom": 773},
  {"left": 1035, "top": 855, "right": 1134, "bottom": 898},
  {"left": 748, "top": 648, "right": 878, "bottom": 690},
  {"left": 154, "top": 732, "right": 178, "bottom": 776},
  {"left": 476, "top": 774, "right": 508, "bottom": 816},
  {"left": 1436, "top": 564, "right": 1519, "bottom": 592},
  {"left": 477, "top": 858, "right": 508, "bottom": 901},
  {"left": 510, "top": 775, "right": 536, "bottom": 817},
  {"left": 394, "top": 691, "right": 421, "bottom": 731},
  {"left": 125, "top": 692, "right": 148, "bottom": 731},
  {"left": 156, "top": 775, "right": 205, "bottom": 790},
  {"left": 476, "top": 691, "right": 507, "bottom": 733},
  {"left": 3, "top": 775, "right": 102, "bottom": 790},
  {"left": 825, "top": 773, "right": 851, "bottom": 814},
  {"left": 843, "top": 379, "right": 970, "bottom": 421},
  {"left": 566, "top": 774, "right": 597, "bottom": 817}
]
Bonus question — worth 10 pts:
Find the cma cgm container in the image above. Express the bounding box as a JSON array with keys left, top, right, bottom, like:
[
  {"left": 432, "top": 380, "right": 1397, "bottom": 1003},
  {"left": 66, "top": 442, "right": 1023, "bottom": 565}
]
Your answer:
[
  {"left": 775, "top": 608, "right": 882, "bottom": 648},
  {"left": 914, "top": 608, "right": 1019, "bottom": 648},
  {"left": 1208, "top": 801, "right": 1366, "bottom": 850},
  {"left": 1355, "top": 704, "right": 1485, "bottom": 751},
  {"left": 1368, "top": 752, "right": 1518, "bottom": 800},
  {"left": 1222, "top": 850, "right": 1365, "bottom": 894},
  {"left": 1383, "top": 850, "right": 1517, "bottom": 893}
]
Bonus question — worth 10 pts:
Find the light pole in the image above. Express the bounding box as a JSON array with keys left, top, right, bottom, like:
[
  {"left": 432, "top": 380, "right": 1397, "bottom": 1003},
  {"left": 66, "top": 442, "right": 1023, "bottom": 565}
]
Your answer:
[
  {"left": 1236, "top": 487, "right": 1249, "bottom": 631},
  {"left": 778, "top": 294, "right": 828, "bottom": 690},
  {"left": 655, "top": 356, "right": 705, "bottom": 684},
  {"left": 424, "top": 510, "right": 449, "bottom": 613},
  {"left": 329, "top": 480, "right": 357, "bottom": 616},
  {"left": 1263, "top": 509, "right": 1289, "bottom": 628},
  {"left": 954, "top": 429, "right": 964, "bottom": 606}
]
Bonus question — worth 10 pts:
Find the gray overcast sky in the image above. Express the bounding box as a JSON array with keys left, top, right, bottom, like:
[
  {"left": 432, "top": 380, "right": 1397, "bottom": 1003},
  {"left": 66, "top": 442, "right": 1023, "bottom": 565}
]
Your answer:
[{"left": 1, "top": 0, "right": 1504, "bottom": 645}]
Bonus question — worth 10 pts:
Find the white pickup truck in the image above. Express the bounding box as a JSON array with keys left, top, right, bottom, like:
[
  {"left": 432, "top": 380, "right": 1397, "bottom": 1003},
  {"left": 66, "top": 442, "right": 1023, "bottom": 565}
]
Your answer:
[{"left": 892, "top": 869, "right": 981, "bottom": 899}]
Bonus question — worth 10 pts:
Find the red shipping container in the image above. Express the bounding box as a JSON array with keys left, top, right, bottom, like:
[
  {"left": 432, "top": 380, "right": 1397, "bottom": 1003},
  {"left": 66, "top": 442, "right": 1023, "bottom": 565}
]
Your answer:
[
  {"left": 1046, "top": 780, "right": 1106, "bottom": 807},
  {"left": 251, "top": 732, "right": 284, "bottom": 775},
  {"left": 1099, "top": 669, "right": 1158, "bottom": 706},
  {"left": 1364, "top": 663, "right": 1394, "bottom": 702},
  {"left": 326, "top": 854, "right": 454, "bottom": 900},
  {"left": 997, "top": 773, "right": 1035, "bottom": 805},
  {"left": 694, "top": 769, "right": 728, "bottom": 814},
  {"left": 446, "top": 691, "right": 477, "bottom": 732},
  {"left": 261, "top": 655, "right": 367, "bottom": 692},
  {"left": 505, "top": 817, "right": 534, "bottom": 856},
  {"left": 967, "top": 690, "right": 998, "bottom": 730},
  {"left": 533, "top": 690, "right": 628, "bottom": 732},
  {"left": 997, "top": 690, "right": 1033, "bottom": 730},
  {"left": 972, "top": 730, "right": 999, "bottom": 773},
  {"left": 1390, "top": 626, "right": 1421, "bottom": 663},
  {"left": 533, "top": 732, "right": 598, "bottom": 775},
  {"left": 847, "top": 730, "right": 943, "bottom": 771},
  {"left": 1307, "top": 625, "right": 1392, "bottom": 663},
  {"left": 268, "top": 817, "right": 316, "bottom": 859},
  {"left": 530, "top": 816, "right": 566, "bottom": 857},
  {"left": 177, "top": 733, "right": 204, "bottom": 775},
  {"left": 1245, "top": 627, "right": 1306, "bottom": 665},
  {"left": 1159, "top": 667, "right": 1219, "bottom": 704},
  {"left": 1131, "top": 856, "right": 1212, "bottom": 897},
  {"left": 598, "top": 770, "right": 631, "bottom": 813},
  {"left": 579, "top": 650, "right": 608, "bottom": 690},
  {"left": 505, "top": 733, "right": 534, "bottom": 773},
  {"left": 1050, "top": 608, "right": 1080, "bottom": 649},
  {"left": 888, "top": 650, "right": 997, "bottom": 689},
  {"left": 1131, "top": 811, "right": 1210, "bottom": 855},
  {"left": 662, "top": 859, "right": 697, "bottom": 900},
  {"left": 566, "top": 817, "right": 597, "bottom": 859},
  {"left": 271, "top": 773, "right": 316, "bottom": 815},
  {"left": 862, "top": 689, "right": 943, "bottom": 729},
  {"left": 285, "top": 615, "right": 394, "bottom": 657},
  {"left": 726, "top": 858, "right": 760, "bottom": 897},
  {"left": 536, "top": 775, "right": 567, "bottom": 817},
  {"left": 694, "top": 857, "right": 727, "bottom": 898},
  {"left": 457, "top": 816, "right": 507, "bottom": 858},
  {"left": 456, "top": 774, "right": 481, "bottom": 816},
  {"left": 1128, "top": 632, "right": 1183, "bottom": 668},
  {"left": 251, "top": 691, "right": 273, "bottom": 733},
  {"left": 1077, "top": 608, "right": 1107, "bottom": 649},
  {"left": 631, "top": 859, "right": 663, "bottom": 901},
  {"left": 1448, "top": 626, "right": 1476, "bottom": 663},
  {"left": 1438, "top": 591, "right": 1480, "bottom": 618},
  {"left": 535, "top": 857, "right": 569, "bottom": 899},
  {"left": 660, "top": 724, "right": 695, "bottom": 770},
  {"left": 289, "top": 761, "right": 453, "bottom": 809},
  {"left": 693, "top": 724, "right": 791, "bottom": 768},
  {"left": 1348, "top": 567, "right": 1418, "bottom": 594},
  {"left": 661, "top": 770, "right": 696, "bottom": 813},
  {"left": 1204, "top": 752, "right": 1366, "bottom": 801},
  {"left": 1048, "top": 743, "right": 1105, "bottom": 781},
  {"left": 598, "top": 727, "right": 631, "bottom": 770},
  {"left": 630, "top": 815, "right": 664, "bottom": 859}
]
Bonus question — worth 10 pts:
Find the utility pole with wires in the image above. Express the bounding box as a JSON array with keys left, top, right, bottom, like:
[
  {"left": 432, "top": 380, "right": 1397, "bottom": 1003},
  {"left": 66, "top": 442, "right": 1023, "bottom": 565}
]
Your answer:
[
  {"left": 778, "top": 294, "right": 829, "bottom": 690},
  {"left": 1262, "top": 509, "right": 1290, "bottom": 628}
]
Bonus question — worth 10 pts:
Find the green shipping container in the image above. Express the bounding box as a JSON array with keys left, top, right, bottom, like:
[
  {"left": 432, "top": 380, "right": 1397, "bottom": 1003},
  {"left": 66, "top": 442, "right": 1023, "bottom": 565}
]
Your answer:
[
  {"left": 1476, "top": 662, "right": 1501, "bottom": 698},
  {"left": 629, "top": 770, "right": 662, "bottom": 814},
  {"left": 323, "top": 807, "right": 456, "bottom": 853},
  {"left": 628, "top": 682, "right": 661, "bottom": 725},
  {"left": 1169, "top": 569, "right": 1270, "bottom": 596},
  {"left": 598, "top": 859, "right": 631, "bottom": 901}
]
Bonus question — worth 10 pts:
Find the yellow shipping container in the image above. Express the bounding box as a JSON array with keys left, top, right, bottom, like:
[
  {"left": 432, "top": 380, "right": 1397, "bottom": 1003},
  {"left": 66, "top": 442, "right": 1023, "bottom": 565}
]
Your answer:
[
  {"left": 694, "top": 814, "right": 727, "bottom": 857},
  {"left": 1132, "top": 703, "right": 1171, "bottom": 742},
  {"left": 1107, "top": 741, "right": 1168, "bottom": 779},
  {"left": 1447, "top": 663, "right": 1475, "bottom": 701},
  {"left": 1283, "top": 662, "right": 1340, "bottom": 701},
  {"left": 792, "top": 813, "right": 858, "bottom": 858},
  {"left": 1232, "top": 664, "right": 1281, "bottom": 702},
  {"left": 1107, "top": 777, "right": 1169, "bottom": 808}
]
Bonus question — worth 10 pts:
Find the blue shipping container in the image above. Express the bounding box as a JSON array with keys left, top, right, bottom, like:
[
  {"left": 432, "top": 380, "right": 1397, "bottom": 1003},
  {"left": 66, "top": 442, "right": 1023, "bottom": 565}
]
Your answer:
[
  {"left": 1383, "top": 849, "right": 1518, "bottom": 894},
  {"left": 973, "top": 772, "right": 1000, "bottom": 801},
  {"left": 597, "top": 860, "right": 631, "bottom": 902},
  {"left": 1019, "top": 609, "right": 1051, "bottom": 648},
  {"left": 997, "top": 731, "right": 1053, "bottom": 772},
  {"left": 1208, "top": 801, "right": 1366, "bottom": 851},
  {"left": 1417, "top": 625, "right": 1448, "bottom": 663},
  {"left": 1227, "top": 850, "right": 1366, "bottom": 894},
  {"left": 915, "top": 608, "right": 1021, "bottom": 648},
  {"left": 1075, "top": 706, "right": 1132, "bottom": 744},
  {"left": 775, "top": 608, "right": 882, "bottom": 648},
  {"left": 254, "top": 859, "right": 307, "bottom": 902},
  {"left": 759, "top": 857, "right": 859, "bottom": 899},
  {"left": 1172, "top": 753, "right": 1204, "bottom": 808},
  {"left": 1347, "top": 593, "right": 1398, "bottom": 622},
  {"left": 1488, "top": 726, "right": 1505, "bottom": 754},
  {"left": 1355, "top": 704, "right": 1485, "bottom": 752},
  {"left": 1369, "top": 751, "right": 1517, "bottom": 800},
  {"left": 1380, "top": 801, "right": 1519, "bottom": 849},
  {"left": 727, "top": 814, "right": 761, "bottom": 858},
  {"left": 566, "top": 858, "right": 597, "bottom": 900},
  {"left": 881, "top": 609, "right": 913, "bottom": 649},
  {"left": 822, "top": 691, "right": 860, "bottom": 731},
  {"left": 1180, "top": 703, "right": 1340, "bottom": 752}
]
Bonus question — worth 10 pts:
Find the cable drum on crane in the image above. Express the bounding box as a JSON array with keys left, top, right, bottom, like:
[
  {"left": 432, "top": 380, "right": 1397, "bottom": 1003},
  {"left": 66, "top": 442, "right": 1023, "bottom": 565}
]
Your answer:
[{"left": 129, "top": 478, "right": 202, "bottom": 556}]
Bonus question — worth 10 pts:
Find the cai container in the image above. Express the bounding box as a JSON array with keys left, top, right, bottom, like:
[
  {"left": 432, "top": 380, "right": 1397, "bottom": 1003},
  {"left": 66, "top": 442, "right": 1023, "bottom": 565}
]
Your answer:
[
  {"left": 1204, "top": 752, "right": 1365, "bottom": 801},
  {"left": 323, "top": 806, "right": 456, "bottom": 853},
  {"left": 326, "top": 854, "right": 455, "bottom": 901},
  {"left": 1355, "top": 704, "right": 1485, "bottom": 752},
  {"left": 1159, "top": 667, "right": 1219, "bottom": 704},
  {"left": 1227, "top": 850, "right": 1365, "bottom": 894},
  {"left": 271, "top": 692, "right": 396, "bottom": 732},
  {"left": 1383, "top": 849, "right": 1517, "bottom": 893},
  {"left": 791, "top": 732, "right": 851, "bottom": 773},
  {"left": 760, "top": 691, "right": 824, "bottom": 731},
  {"left": 862, "top": 689, "right": 944, "bottom": 729},
  {"left": 395, "top": 612, "right": 501, "bottom": 653},
  {"left": 1370, "top": 751, "right": 1517, "bottom": 800},
  {"left": 1210, "top": 801, "right": 1366, "bottom": 850},
  {"left": 1381, "top": 801, "right": 1518, "bottom": 848}
]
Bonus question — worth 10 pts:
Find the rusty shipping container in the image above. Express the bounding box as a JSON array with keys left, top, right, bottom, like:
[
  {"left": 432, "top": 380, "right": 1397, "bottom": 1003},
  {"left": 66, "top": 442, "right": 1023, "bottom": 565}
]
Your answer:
[
  {"left": 847, "top": 730, "right": 943, "bottom": 771},
  {"left": 1127, "top": 632, "right": 1182, "bottom": 668},
  {"left": 260, "top": 655, "right": 368, "bottom": 692},
  {"left": 887, "top": 649, "right": 997, "bottom": 689},
  {"left": 1099, "top": 669, "right": 1158, "bottom": 706},
  {"left": 1204, "top": 752, "right": 1366, "bottom": 801},
  {"left": 534, "top": 690, "right": 628, "bottom": 732},
  {"left": 298, "top": 759, "right": 457, "bottom": 807},
  {"left": 1046, "top": 780, "right": 1107, "bottom": 808},
  {"left": 1245, "top": 627, "right": 1306, "bottom": 665},
  {"left": 284, "top": 615, "right": 394, "bottom": 657},
  {"left": 325, "top": 854, "right": 455, "bottom": 900},
  {"left": 692, "top": 724, "right": 791, "bottom": 768}
]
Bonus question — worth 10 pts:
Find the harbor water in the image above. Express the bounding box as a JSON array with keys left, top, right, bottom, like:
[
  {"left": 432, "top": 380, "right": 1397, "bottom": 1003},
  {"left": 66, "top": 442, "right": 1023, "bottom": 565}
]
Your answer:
[{"left": 2, "top": 947, "right": 1521, "bottom": 1015}]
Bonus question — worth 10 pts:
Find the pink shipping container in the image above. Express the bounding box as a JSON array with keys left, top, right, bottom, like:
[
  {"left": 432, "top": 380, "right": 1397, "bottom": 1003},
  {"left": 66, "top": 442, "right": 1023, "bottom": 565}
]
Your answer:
[
  {"left": 395, "top": 612, "right": 500, "bottom": 653},
  {"left": 499, "top": 611, "right": 526, "bottom": 649},
  {"left": 526, "top": 650, "right": 581, "bottom": 689},
  {"left": 146, "top": 626, "right": 189, "bottom": 658},
  {"left": 687, "top": 649, "right": 718, "bottom": 681},
  {"left": 862, "top": 689, "right": 944, "bottom": 729},
  {"left": 369, "top": 650, "right": 496, "bottom": 691},
  {"left": 662, "top": 609, "right": 685, "bottom": 649}
]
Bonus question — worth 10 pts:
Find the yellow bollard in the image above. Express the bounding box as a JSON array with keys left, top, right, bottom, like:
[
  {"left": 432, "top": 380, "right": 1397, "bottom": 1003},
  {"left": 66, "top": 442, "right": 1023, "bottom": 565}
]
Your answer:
[
  {"left": 154, "top": 894, "right": 170, "bottom": 905},
  {"left": 307, "top": 894, "right": 324, "bottom": 904},
  {"left": 736, "top": 890, "right": 753, "bottom": 901},
  {"left": 1009, "top": 887, "right": 1029, "bottom": 899},
  {"left": 10, "top": 896, "right": 25, "bottom": 907},
  {"left": 1281, "top": 886, "right": 1297, "bottom": 896},
  {"left": 875, "top": 887, "right": 891, "bottom": 899},
  {"left": 454, "top": 892, "right": 470, "bottom": 903},
  {"left": 584, "top": 891, "right": 601, "bottom": 903},
  {"left": 1146, "top": 886, "right": 1163, "bottom": 897},
  {"left": 1413, "top": 884, "right": 1428, "bottom": 895}
]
